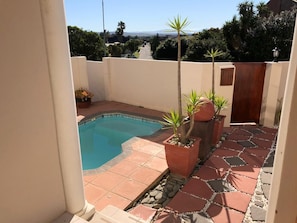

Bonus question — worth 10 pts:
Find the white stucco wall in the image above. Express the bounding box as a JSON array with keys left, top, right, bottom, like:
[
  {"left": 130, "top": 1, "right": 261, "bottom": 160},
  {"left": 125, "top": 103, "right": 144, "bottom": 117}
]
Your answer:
[
  {"left": 71, "top": 56, "right": 89, "bottom": 90},
  {"left": 266, "top": 16, "right": 297, "bottom": 222},
  {"left": 87, "top": 60, "right": 106, "bottom": 101},
  {"left": 0, "top": 1, "right": 66, "bottom": 222},
  {"left": 0, "top": 1, "right": 93, "bottom": 222},
  {"left": 73, "top": 57, "right": 235, "bottom": 126},
  {"left": 74, "top": 56, "right": 289, "bottom": 128},
  {"left": 104, "top": 58, "right": 178, "bottom": 112},
  {"left": 260, "top": 62, "right": 289, "bottom": 127}
]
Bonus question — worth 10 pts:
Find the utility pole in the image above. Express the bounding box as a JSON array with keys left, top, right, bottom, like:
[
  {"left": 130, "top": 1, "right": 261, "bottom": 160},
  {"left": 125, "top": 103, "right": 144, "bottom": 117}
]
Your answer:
[{"left": 102, "top": 0, "right": 106, "bottom": 57}]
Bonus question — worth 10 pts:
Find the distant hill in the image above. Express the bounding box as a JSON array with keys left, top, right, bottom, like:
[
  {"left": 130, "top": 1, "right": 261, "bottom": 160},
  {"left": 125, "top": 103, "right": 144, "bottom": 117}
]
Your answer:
[
  {"left": 124, "top": 31, "right": 174, "bottom": 37},
  {"left": 105, "top": 31, "right": 194, "bottom": 43},
  {"left": 103, "top": 31, "right": 195, "bottom": 38}
]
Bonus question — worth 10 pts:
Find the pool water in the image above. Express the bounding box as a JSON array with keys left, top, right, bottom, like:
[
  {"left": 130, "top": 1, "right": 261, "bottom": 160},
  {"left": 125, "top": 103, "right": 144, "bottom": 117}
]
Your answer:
[{"left": 78, "top": 113, "right": 162, "bottom": 170}]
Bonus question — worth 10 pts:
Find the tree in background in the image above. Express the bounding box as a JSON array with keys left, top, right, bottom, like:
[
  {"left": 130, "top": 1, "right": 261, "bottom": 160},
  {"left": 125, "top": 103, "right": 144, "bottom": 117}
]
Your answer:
[
  {"left": 153, "top": 1, "right": 295, "bottom": 62},
  {"left": 150, "top": 34, "right": 161, "bottom": 57},
  {"left": 246, "top": 8, "right": 297, "bottom": 61},
  {"left": 222, "top": 1, "right": 296, "bottom": 61},
  {"left": 154, "top": 37, "right": 189, "bottom": 60},
  {"left": 222, "top": 1, "right": 258, "bottom": 61},
  {"left": 123, "top": 38, "right": 142, "bottom": 56},
  {"left": 108, "top": 43, "right": 123, "bottom": 57},
  {"left": 257, "top": 2, "right": 271, "bottom": 18},
  {"left": 115, "top": 21, "right": 126, "bottom": 43},
  {"left": 67, "top": 1, "right": 296, "bottom": 62},
  {"left": 68, "top": 26, "right": 105, "bottom": 61},
  {"left": 185, "top": 28, "right": 231, "bottom": 61}
]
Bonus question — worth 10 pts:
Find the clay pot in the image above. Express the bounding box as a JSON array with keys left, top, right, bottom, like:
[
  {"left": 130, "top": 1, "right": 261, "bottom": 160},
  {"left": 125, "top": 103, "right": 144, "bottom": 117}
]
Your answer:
[
  {"left": 212, "top": 115, "right": 226, "bottom": 146},
  {"left": 194, "top": 97, "right": 215, "bottom": 121},
  {"left": 76, "top": 98, "right": 91, "bottom": 108},
  {"left": 163, "top": 136, "right": 201, "bottom": 178}
]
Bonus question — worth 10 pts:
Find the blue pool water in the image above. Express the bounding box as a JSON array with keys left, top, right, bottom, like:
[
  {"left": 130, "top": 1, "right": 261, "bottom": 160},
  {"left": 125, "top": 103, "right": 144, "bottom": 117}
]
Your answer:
[{"left": 78, "top": 113, "right": 162, "bottom": 170}]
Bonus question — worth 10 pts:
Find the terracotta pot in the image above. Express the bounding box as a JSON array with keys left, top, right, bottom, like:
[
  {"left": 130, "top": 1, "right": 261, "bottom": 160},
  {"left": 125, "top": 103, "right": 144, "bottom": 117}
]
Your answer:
[
  {"left": 194, "top": 98, "right": 215, "bottom": 121},
  {"left": 191, "top": 119, "right": 215, "bottom": 161},
  {"left": 212, "top": 115, "right": 226, "bottom": 146},
  {"left": 76, "top": 98, "right": 91, "bottom": 108},
  {"left": 163, "top": 136, "right": 201, "bottom": 178}
]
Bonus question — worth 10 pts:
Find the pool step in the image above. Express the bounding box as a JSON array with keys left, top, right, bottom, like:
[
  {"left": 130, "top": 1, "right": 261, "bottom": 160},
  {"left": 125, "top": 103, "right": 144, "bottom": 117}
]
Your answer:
[{"left": 89, "top": 205, "right": 153, "bottom": 223}]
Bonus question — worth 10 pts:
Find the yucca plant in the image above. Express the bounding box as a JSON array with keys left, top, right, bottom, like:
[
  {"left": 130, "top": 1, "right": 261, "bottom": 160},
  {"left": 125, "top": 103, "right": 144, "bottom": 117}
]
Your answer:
[
  {"left": 214, "top": 96, "right": 228, "bottom": 116},
  {"left": 204, "top": 91, "right": 228, "bottom": 117},
  {"left": 162, "top": 90, "right": 203, "bottom": 146},
  {"left": 161, "top": 110, "right": 181, "bottom": 139},
  {"left": 166, "top": 15, "right": 190, "bottom": 145},
  {"left": 204, "top": 48, "right": 225, "bottom": 103}
]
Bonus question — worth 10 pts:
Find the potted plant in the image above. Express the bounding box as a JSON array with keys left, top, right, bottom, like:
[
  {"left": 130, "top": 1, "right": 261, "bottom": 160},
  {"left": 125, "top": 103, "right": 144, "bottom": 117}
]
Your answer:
[
  {"left": 75, "top": 88, "right": 94, "bottom": 108},
  {"left": 212, "top": 95, "right": 228, "bottom": 145},
  {"left": 205, "top": 92, "right": 228, "bottom": 146},
  {"left": 204, "top": 49, "right": 227, "bottom": 146},
  {"left": 190, "top": 95, "right": 215, "bottom": 161},
  {"left": 161, "top": 16, "right": 202, "bottom": 178},
  {"left": 162, "top": 90, "right": 203, "bottom": 178},
  {"left": 193, "top": 96, "right": 215, "bottom": 122}
]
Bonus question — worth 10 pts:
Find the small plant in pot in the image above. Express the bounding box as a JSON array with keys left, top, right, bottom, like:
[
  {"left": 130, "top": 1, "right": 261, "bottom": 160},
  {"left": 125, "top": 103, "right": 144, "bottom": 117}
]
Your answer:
[
  {"left": 75, "top": 88, "right": 94, "bottom": 108},
  {"left": 205, "top": 91, "right": 228, "bottom": 146},
  {"left": 161, "top": 90, "right": 203, "bottom": 178}
]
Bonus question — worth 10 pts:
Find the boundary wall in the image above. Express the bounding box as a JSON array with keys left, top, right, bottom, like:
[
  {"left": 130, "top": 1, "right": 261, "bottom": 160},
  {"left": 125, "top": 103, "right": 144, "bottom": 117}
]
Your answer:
[{"left": 71, "top": 56, "right": 288, "bottom": 127}]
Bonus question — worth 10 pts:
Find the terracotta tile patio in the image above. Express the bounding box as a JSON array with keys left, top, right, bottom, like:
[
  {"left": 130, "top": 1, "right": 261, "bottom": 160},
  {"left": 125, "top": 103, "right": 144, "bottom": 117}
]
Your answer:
[
  {"left": 77, "top": 101, "right": 277, "bottom": 222},
  {"left": 150, "top": 124, "right": 277, "bottom": 223}
]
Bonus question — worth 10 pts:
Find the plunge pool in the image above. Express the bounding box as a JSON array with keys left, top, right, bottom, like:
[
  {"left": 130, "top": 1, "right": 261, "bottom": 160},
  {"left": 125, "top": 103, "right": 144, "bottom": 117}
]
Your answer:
[{"left": 78, "top": 113, "right": 162, "bottom": 170}]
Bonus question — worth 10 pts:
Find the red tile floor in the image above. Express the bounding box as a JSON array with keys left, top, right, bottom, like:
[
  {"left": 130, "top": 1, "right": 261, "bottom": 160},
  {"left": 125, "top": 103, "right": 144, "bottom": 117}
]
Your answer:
[
  {"left": 149, "top": 126, "right": 277, "bottom": 223},
  {"left": 83, "top": 137, "right": 168, "bottom": 211},
  {"left": 77, "top": 101, "right": 278, "bottom": 222}
]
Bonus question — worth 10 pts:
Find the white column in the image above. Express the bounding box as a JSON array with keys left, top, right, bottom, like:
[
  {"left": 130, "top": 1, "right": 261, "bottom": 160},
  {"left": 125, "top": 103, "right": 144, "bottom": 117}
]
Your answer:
[
  {"left": 39, "top": 0, "right": 94, "bottom": 218},
  {"left": 260, "top": 62, "right": 282, "bottom": 127},
  {"left": 266, "top": 16, "right": 297, "bottom": 222}
]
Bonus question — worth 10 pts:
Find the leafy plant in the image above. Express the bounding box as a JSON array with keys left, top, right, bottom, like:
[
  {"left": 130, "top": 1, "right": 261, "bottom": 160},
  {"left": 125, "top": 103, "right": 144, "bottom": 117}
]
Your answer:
[
  {"left": 162, "top": 90, "right": 204, "bottom": 146},
  {"left": 75, "top": 88, "right": 94, "bottom": 101},
  {"left": 161, "top": 110, "right": 181, "bottom": 139},
  {"left": 214, "top": 96, "right": 228, "bottom": 116},
  {"left": 204, "top": 91, "right": 228, "bottom": 117}
]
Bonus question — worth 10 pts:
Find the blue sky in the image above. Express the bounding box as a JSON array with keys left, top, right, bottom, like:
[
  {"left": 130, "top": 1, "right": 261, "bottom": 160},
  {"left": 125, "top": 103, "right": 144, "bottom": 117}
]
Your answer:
[{"left": 64, "top": 0, "right": 268, "bottom": 33}]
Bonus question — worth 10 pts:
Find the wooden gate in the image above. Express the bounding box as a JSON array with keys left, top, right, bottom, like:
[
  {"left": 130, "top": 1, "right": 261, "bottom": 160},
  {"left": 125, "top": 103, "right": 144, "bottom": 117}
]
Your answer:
[{"left": 231, "top": 62, "right": 266, "bottom": 124}]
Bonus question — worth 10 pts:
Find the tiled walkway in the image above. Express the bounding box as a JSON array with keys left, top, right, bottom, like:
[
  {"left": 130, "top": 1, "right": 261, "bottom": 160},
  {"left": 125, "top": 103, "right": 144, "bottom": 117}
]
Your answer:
[
  {"left": 147, "top": 125, "right": 277, "bottom": 223},
  {"left": 77, "top": 101, "right": 277, "bottom": 222}
]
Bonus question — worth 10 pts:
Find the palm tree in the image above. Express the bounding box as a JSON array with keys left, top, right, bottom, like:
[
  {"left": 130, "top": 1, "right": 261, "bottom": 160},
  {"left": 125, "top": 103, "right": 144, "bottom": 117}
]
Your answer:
[
  {"left": 167, "top": 15, "right": 190, "bottom": 144},
  {"left": 116, "top": 21, "right": 125, "bottom": 43},
  {"left": 204, "top": 48, "right": 224, "bottom": 102}
]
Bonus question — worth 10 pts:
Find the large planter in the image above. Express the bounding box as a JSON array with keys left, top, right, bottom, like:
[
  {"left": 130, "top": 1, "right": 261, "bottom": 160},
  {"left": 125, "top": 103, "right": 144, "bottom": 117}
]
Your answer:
[
  {"left": 212, "top": 115, "right": 226, "bottom": 146},
  {"left": 190, "top": 119, "right": 215, "bottom": 161},
  {"left": 76, "top": 98, "right": 91, "bottom": 108},
  {"left": 194, "top": 98, "right": 215, "bottom": 121},
  {"left": 164, "top": 136, "right": 201, "bottom": 178}
]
